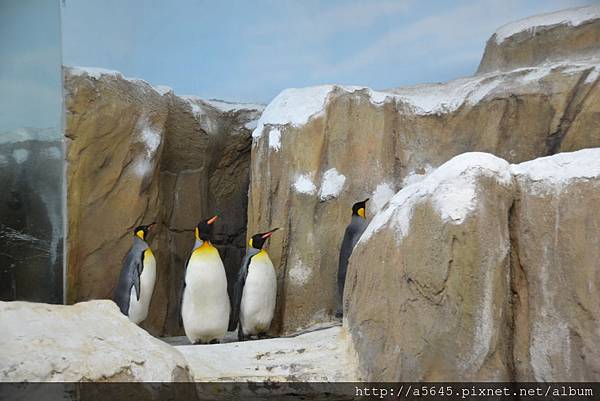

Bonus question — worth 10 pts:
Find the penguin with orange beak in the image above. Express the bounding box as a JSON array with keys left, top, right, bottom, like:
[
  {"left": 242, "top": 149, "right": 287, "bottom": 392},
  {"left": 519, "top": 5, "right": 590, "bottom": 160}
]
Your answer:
[
  {"left": 180, "top": 215, "right": 230, "bottom": 344},
  {"left": 232, "top": 228, "right": 279, "bottom": 341},
  {"left": 114, "top": 222, "right": 157, "bottom": 324}
]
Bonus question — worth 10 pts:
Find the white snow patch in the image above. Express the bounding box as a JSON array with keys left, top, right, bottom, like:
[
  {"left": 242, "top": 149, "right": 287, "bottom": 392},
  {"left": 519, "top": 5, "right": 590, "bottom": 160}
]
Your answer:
[
  {"left": 288, "top": 259, "right": 312, "bottom": 286},
  {"left": 319, "top": 168, "right": 346, "bottom": 201},
  {"left": 510, "top": 148, "right": 600, "bottom": 194},
  {"left": 132, "top": 117, "right": 162, "bottom": 177},
  {"left": 12, "top": 149, "right": 29, "bottom": 164},
  {"left": 370, "top": 182, "right": 396, "bottom": 214},
  {"left": 68, "top": 66, "right": 122, "bottom": 79},
  {"left": 585, "top": 66, "right": 600, "bottom": 84},
  {"left": 402, "top": 165, "right": 433, "bottom": 187},
  {"left": 154, "top": 85, "right": 173, "bottom": 96},
  {"left": 203, "top": 99, "right": 264, "bottom": 113},
  {"left": 252, "top": 85, "right": 335, "bottom": 138},
  {"left": 268, "top": 127, "right": 282, "bottom": 151},
  {"left": 359, "top": 153, "right": 511, "bottom": 244},
  {"left": 293, "top": 174, "right": 316, "bottom": 195},
  {"left": 493, "top": 4, "right": 600, "bottom": 44}
]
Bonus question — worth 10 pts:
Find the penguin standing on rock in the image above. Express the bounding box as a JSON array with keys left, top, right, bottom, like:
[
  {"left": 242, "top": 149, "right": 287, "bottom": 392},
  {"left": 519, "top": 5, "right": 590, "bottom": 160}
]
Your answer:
[
  {"left": 337, "top": 199, "right": 369, "bottom": 317},
  {"left": 181, "top": 215, "right": 230, "bottom": 344},
  {"left": 232, "top": 228, "right": 279, "bottom": 341},
  {"left": 114, "top": 223, "right": 157, "bottom": 325}
]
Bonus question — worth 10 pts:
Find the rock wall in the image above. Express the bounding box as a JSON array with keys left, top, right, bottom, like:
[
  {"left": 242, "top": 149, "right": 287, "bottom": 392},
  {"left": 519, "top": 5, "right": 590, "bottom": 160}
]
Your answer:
[
  {"left": 344, "top": 149, "right": 600, "bottom": 381},
  {"left": 478, "top": 5, "right": 600, "bottom": 74},
  {"left": 249, "top": 58, "right": 600, "bottom": 333},
  {"left": 65, "top": 68, "right": 262, "bottom": 335}
]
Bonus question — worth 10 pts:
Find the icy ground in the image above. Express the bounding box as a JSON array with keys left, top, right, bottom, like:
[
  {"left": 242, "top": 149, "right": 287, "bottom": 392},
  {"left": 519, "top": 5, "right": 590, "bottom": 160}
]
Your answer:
[{"left": 165, "top": 324, "right": 359, "bottom": 382}]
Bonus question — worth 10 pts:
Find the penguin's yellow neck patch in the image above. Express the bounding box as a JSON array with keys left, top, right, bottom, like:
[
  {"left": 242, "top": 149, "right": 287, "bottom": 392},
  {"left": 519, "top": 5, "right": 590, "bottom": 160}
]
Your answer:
[
  {"left": 136, "top": 230, "right": 145, "bottom": 240},
  {"left": 249, "top": 238, "right": 253, "bottom": 248},
  {"left": 357, "top": 207, "right": 366, "bottom": 218},
  {"left": 191, "top": 240, "right": 218, "bottom": 259},
  {"left": 253, "top": 249, "right": 268, "bottom": 261},
  {"left": 195, "top": 227, "right": 200, "bottom": 240}
]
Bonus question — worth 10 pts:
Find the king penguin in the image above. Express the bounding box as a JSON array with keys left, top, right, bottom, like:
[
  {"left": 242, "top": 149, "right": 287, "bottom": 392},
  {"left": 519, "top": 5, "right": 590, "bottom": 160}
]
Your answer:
[
  {"left": 337, "top": 199, "right": 369, "bottom": 317},
  {"left": 114, "top": 222, "right": 157, "bottom": 325},
  {"left": 180, "top": 215, "right": 230, "bottom": 344},
  {"left": 231, "top": 228, "right": 279, "bottom": 341}
]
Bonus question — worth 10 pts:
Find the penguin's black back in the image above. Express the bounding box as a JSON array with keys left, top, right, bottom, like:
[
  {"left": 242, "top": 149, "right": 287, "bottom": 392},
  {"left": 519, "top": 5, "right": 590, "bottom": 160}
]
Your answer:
[{"left": 338, "top": 216, "right": 368, "bottom": 305}]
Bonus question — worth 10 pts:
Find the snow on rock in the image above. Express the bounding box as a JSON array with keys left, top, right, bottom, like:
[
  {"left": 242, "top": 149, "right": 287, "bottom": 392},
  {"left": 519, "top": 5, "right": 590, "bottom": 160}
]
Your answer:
[
  {"left": 68, "top": 66, "right": 123, "bottom": 80},
  {"left": 492, "top": 4, "right": 600, "bottom": 44},
  {"left": 12, "top": 148, "right": 29, "bottom": 164},
  {"left": 510, "top": 148, "right": 600, "bottom": 194},
  {"left": 360, "top": 152, "right": 512, "bottom": 244},
  {"left": 268, "top": 127, "right": 282, "bottom": 151},
  {"left": 0, "top": 300, "right": 192, "bottom": 382},
  {"left": 154, "top": 85, "right": 173, "bottom": 96},
  {"left": 288, "top": 259, "right": 312, "bottom": 286},
  {"left": 293, "top": 174, "right": 317, "bottom": 195},
  {"left": 370, "top": 182, "right": 396, "bottom": 214},
  {"left": 176, "top": 325, "right": 359, "bottom": 382},
  {"left": 319, "top": 168, "right": 346, "bottom": 201},
  {"left": 402, "top": 165, "right": 433, "bottom": 187},
  {"left": 203, "top": 99, "right": 264, "bottom": 113},
  {"left": 132, "top": 116, "right": 162, "bottom": 177}
]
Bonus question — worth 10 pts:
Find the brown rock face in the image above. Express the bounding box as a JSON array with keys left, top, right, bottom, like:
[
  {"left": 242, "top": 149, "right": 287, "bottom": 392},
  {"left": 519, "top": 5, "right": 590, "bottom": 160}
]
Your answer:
[
  {"left": 344, "top": 149, "right": 600, "bottom": 381},
  {"left": 510, "top": 151, "right": 600, "bottom": 381},
  {"left": 249, "top": 59, "right": 600, "bottom": 334},
  {"left": 478, "top": 6, "right": 600, "bottom": 74},
  {"left": 344, "top": 153, "right": 515, "bottom": 381},
  {"left": 65, "top": 69, "right": 261, "bottom": 335}
]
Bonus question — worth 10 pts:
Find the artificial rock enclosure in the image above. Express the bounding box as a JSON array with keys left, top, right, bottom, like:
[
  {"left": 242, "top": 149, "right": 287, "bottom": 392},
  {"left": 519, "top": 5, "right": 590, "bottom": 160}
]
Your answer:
[{"left": 2, "top": 5, "right": 600, "bottom": 384}]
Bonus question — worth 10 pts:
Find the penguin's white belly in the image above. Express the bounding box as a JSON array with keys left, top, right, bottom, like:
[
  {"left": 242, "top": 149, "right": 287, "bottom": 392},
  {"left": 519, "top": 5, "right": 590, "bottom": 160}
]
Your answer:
[
  {"left": 128, "top": 250, "right": 156, "bottom": 325},
  {"left": 240, "top": 253, "right": 277, "bottom": 335},
  {"left": 182, "top": 245, "right": 230, "bottom": 343}
]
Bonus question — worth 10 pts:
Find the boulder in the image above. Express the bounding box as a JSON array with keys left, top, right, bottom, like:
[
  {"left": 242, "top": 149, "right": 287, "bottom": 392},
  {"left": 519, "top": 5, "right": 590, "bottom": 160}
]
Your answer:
[
  {"left": 249, "top": 56, "right": 600, "bottom": 333},
  {"left": 64, "top": 67, "right": 263, "bottom": 335},
  {"left": 478, "top": 5, "right": 600, "bottom": 73},
  {"left": 0, "top": 300, "right": 192, "bottom": 381},
  {"left": 344, "top": 153, "right": 515, "bottom": 381},
  {"left": 344, "top": 148, "right": 600, "bottom": 381},
  {"left": 510, "top": 148, "right": 600, "bottom": 381}
]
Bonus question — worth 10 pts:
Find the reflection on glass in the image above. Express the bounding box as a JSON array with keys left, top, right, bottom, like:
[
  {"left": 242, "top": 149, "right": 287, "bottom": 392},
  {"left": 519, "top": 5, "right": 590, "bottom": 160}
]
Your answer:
[{"left": 0, "top": 0, "right": 64, "bottom": 303}]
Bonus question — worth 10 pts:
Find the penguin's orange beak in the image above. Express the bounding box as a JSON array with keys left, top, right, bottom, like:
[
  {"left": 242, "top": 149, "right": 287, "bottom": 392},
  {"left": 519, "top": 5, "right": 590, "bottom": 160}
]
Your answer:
[
  {"left": 207, "top": 215, "right": 218, "bottom": 225},
  {"left": 261, "top": 228, "right": 280, "bottom": 239}
]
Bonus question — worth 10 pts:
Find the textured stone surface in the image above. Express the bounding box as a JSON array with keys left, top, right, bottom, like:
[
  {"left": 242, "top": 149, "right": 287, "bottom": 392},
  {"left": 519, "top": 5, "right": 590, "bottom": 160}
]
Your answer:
[
  {"left": 344, "top": 153, "right": 515, "bottom": 381},
  {"left": 344, "top": 149, "right": 600, "bottom": 381},
  {"left": 249, "top": 58, "right": 600, "bottom": 334},
  {"left": 64, "top": 68, "right": 262, "bottom": 335},
  {"left": 0, "top": 300, "right": 192, "bottom": 381},
  {"left": 478, "top": 5, "right": 600, "bottom": 73},
  {"left": 510, "top": 149, "right": 600, "bottom": 381}
]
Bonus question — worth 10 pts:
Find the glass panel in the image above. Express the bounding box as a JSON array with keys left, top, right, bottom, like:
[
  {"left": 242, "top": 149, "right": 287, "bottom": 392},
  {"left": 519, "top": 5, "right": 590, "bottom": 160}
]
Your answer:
[{"left": 0, "top": 0, "right": 64, "bottom": 303}]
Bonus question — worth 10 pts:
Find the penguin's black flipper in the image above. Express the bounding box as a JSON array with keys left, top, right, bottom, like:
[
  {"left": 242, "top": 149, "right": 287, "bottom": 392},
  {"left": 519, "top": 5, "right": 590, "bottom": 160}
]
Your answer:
[
  {"left": 114, "top": 246, "right": 144, "bottom": 316},
  {"left": 231, "top": 252, "right": 252, "bottom": 333}
]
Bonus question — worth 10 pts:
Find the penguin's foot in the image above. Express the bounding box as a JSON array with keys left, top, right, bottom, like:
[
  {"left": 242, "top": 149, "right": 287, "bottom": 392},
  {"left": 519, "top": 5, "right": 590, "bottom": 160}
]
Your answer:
[
  {"left": 257, "top": 332, "right": 270, "bottom": 340},
  {"left": 193, "top": 340, "right": 204, "bottom": 345},
  {"left": 209, "top": 339, "right": 220, "bottom": 345}
]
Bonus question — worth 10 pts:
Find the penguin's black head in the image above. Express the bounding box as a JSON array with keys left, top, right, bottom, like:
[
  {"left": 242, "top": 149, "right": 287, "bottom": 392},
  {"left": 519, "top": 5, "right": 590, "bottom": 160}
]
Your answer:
[
  {"left": 352, "top": 198, "right": 369, "bottom": 218},
  {"left": 134, "top": 222, "right": 156, "bottom": 241},
  {"left": 249, "top": 228, "right": 279, "bottom": 250},
  {"left": 195, "top": 215, "right": 218, "bottom": 242}
]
